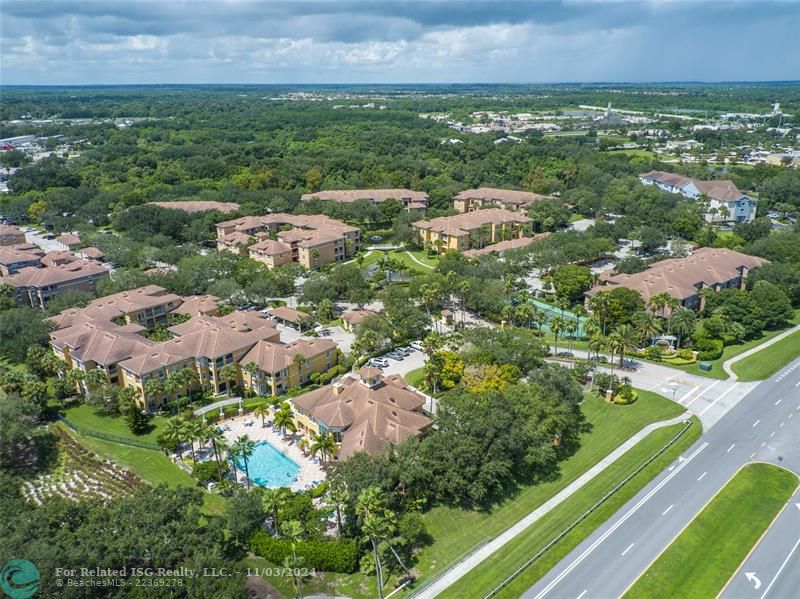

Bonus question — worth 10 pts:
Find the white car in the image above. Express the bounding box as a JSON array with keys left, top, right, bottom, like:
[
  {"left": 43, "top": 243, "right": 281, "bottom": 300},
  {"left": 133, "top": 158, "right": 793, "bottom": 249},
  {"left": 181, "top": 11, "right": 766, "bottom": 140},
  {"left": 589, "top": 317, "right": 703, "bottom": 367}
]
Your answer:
[{"left": 410, "top": 341, "right": 423, "bottom": 351}]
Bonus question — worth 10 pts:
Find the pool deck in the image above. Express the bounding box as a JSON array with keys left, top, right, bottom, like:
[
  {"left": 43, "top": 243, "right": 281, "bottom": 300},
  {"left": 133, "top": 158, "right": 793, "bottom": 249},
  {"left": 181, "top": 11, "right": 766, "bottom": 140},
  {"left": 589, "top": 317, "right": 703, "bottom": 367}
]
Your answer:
[{"left": 220, "top": 414, "right": 325, "bottom": 491}]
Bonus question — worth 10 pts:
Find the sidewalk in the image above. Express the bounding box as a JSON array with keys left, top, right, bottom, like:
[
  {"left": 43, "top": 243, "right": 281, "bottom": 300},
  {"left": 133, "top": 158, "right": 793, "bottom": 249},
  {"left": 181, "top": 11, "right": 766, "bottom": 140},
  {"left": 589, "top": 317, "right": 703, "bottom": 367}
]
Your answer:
[
  {"left": 722, "top": 324, "right": 800, "bottom": 380},
  {"left": 414, "top": 412, "right": 691, "bottom": 598}
]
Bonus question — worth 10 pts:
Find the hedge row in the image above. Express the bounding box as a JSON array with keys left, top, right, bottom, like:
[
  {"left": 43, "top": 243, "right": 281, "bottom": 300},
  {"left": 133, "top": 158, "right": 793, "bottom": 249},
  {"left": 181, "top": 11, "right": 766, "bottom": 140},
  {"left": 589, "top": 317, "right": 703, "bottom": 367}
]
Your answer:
[
  {"left": 694, "top": 338, "right": 724, "bottom": 361},
  {"left": 249, "top": 530, "right": 359, "bottom": 573}
]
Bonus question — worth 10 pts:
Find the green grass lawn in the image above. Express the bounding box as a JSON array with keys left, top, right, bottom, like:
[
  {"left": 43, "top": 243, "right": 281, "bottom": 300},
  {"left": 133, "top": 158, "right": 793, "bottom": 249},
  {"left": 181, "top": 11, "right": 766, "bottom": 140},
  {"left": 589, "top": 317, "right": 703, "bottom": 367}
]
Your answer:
[
  {"left": 407, "top": 390, "right": 687, "bottom": 595},
  {"left": 56, "top": 422, "right": 227, "bottom": 516},
  {"left": 441, "top": 419, "right": 701, "bottom": 598},
  {"left": 400, "top": 248, "right": 438, "bottom": 268},
  {"left": 624, "top": 463, "right": 798, "bottom": 599},
  {"left": 606, "top": 149, "right": 655, "bottom": 159},
  {"left": 663, "top": 311, "right": 800, "bottom": 380},
  {"left": 732, "top": 329, "right": 800, "bottom": 381},
  {"left": 404, "top": 366, "right": 425, "bottom": 388},
  {"left": 62, "top": 403, "right": 172, "bottom": 444}
]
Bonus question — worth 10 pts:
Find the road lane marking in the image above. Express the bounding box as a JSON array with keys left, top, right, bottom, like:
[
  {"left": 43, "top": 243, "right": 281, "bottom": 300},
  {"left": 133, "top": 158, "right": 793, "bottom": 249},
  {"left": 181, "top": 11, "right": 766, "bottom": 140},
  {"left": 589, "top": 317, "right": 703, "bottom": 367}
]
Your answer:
[
  {"left": 751, "top": 452, "right": 756, "bottom": 458},
  {"left": 727, "top": 444, "right": 736, "bottom": 453},
  {"left": 621, "top": 543, "right": 635, "bottom": 556},
  {"left": 662, "top": 504, "right": 674, "bottom": 516},
  {"left": 684, "top": 380, "right": 721, "bottom": 408},
  {"left": 775, "top": 399, "right": 782, "bottom": 406},
  {"left": 760, "top": 537, "right": 800, "bottom": 599},
  {"left": 531, "top": 442, "right": 709, "bottom": 599},
  {"left": 699, "top": 383, "right": 739, "bottom": 416},
  {"left": 780, "top": 422, "right": 785, "bottom": 427},
  {"left": 576, "top": 591, "right": 588, "bottom": 599},
  {"left": 761, "top": 442, "right": 767, "bottom": 447},
  {"left": 770, "top": 432, "right": 775, "bottom": 437},
  {"left": 753, "top": 420, "right": 761, "bottom": 428},
  {"left": 697, "top": 472, "right": 707, "bottom": 481},
  {"left": 789, "top": 413, "right": 793, "bottom": 419}
]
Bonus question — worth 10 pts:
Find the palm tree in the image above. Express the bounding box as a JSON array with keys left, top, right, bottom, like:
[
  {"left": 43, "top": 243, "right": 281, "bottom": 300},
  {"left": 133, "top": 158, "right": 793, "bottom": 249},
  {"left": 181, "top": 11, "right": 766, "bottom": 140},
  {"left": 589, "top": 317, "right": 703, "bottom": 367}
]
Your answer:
[
  {"left": 164, "top": 417, "right": 186, "bottom": 459},
  {"left": 204, "top": 425, "right": 227, "bottom": 480},
  {"left": 634, "top": 312, "right": 663, "bottom": 346},
  {"left": 669, "top": 307, "right": 697, "bottom": 348},
  {"left": 262, "top": 487, "right": 291, "bottom": 532},
  {"left": 230, "top": 435, "right": 256, "bottom": 490},
  {"left": 65, "top": 368, "right": 84, "bottom": 393},
  {"left": 310, "top": 431, "right": 336, "bottom": 467},
  {"left": 549, "top": 315, "right": 566, "bottom": 355},
  {"left": 143, "top": 378, "right": 165, "bottom": 408},
  {"left": 614, "top": 324, "right": 640, "bottom": 367},
  {"left": 218, "top": 364, "right": 239, "bottom": 396},
  {"left": 253, "top": 403, "right": 271, "bottom": 427},
  {"left": 293, "top": 353, "right": 308, "bottom": 384},
  {"left": 183, "top": 419, "right": 205, "bottom": 463},
  {"left": 565, "top": 319, "right": 578, "bottom": 356},
  {"left": 164, "top": 370, "right": 183, "bottom": 412},
  {"left": 328, "top": 486, "right": 350, "bottom": 535},
  {"left": 648, "top": 292, "right": 671, "bottom": 318},
  {"left": 589, "top": 333, "right": 605, "bottom": 362},
  {"left": 419, "top": 283, "right": 441, "bottom": 324},
  {"left": 356, "top": 487, "right": 394, "bottom": 599},
  {"left": 421, "top": 332, "right": 445, "bottom": 359},
  {"left": 84, "top": 367, "right": 106, "bottom": 393},
  {"left": 179, "top": 367, "right": 199, "bottom": 399},
  {"left": 242, "top": 361, "right": 261, "bottom": 398},
  {"left": 281, "top": 520, "right": 306, "bottom": 598},
  {"left": 607, "top": 331, "right": 623, "bottom": 387},
  {"left": 515, "top": 303, "right": 535, "bottom": 329},
  {"left": 273, "top": 403, "right": 297, "bottom": 437}
]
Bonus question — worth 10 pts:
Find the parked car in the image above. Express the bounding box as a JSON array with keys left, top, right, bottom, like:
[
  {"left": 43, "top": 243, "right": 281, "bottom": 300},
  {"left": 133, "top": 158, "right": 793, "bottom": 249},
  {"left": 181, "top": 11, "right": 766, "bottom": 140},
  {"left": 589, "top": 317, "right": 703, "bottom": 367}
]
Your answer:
[
  {"left": 396, "top": 346, "right": 412, "bottom": 355},
  {"left": 369, "top": 358, "right": 389, "bottom": 368},
  {"left": 410, "top": 341, "right": 423, "bottom": 351},
  {"left": 385, "top": 351, "right": 404, "bottom": 361}
]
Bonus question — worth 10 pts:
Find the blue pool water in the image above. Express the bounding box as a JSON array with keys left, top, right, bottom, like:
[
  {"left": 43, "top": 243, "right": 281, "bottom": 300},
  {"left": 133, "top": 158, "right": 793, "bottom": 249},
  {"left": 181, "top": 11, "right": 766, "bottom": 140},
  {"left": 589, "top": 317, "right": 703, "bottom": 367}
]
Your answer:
[{"left": 234, "top": 441, "right": 300, "bottom": 487}]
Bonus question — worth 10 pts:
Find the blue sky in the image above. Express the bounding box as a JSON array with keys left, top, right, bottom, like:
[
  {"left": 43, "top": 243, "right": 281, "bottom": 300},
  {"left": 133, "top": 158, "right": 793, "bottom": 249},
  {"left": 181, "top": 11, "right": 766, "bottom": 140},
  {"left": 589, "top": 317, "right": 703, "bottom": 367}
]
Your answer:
[{"left": 2, "top": 1, "right": 799, "bottom": 84}]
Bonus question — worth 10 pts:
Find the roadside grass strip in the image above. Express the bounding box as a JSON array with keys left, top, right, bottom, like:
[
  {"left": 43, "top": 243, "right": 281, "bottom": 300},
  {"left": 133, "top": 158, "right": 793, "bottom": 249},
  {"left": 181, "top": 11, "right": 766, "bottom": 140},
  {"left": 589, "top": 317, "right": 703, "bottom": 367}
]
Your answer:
[
  {"left": 732, "top": 329, "right": 800, "bottom": 381},
  {"left": 438, "top": 419, "right": 701, "bottom": 598},
  {"left": 624, "top": 463, "right": 798, "bottom": 599}
]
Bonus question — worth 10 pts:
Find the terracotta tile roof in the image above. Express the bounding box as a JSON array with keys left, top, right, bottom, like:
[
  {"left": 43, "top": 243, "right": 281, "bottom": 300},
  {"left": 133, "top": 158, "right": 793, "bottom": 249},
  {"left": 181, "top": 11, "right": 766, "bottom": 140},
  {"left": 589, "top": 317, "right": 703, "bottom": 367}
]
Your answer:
[
  {"left": 248, "top": 238, "right": 293, "bottom": 255},
  {"left": 148, "top": 200, "right": 240, "bottom": 214},
  {"left": 586, "top": 248, "right": 768, "bottom": 304},
  {"left": 639, "top": 170, "right": 694, "bottom": 189},
  {"left": 77, "top": 247, "right": 105, "bottom": 259},
  {"left": 413, "top": 208, "right": 531, "bottom": 236},
  {"left": 173, "top": 294, "right": 219, "bottom": 317},
  {"left": 301, "top": 189, "right": 429, "bottom": 204},
  {"left": 290, "top": 371, "right": 431, "bottom": 459},
  {"left": 40, "top": 251, "right": 79, "bottom": 267},
  {"left": 241, "top": 338, "right": 335, "bottom": 374},
  {"left": 56, "top": 233, "right": 81, "bottom": 247},
  {"left": 267, "top": 306, "right": 310, "bottom": 324},
  {"left": 461, "top": 233, "right": 549, "bottom": 257},
  {"left": 81, "top": 285, "right": 182, "bottom": 321},
  {"left": 342, "top": 309, "right": 377, "bottom": 325},
  {"left": 0, "top": 247, "right": 42, "bottom": 266},
  {"left": 4, "top": 260, "right": 108, "bottom": 288},
  {"left": 454, "top": 187, "right": 549, "bottom": 206},
  {"left": 51, "top": 320, "right": 153, "bottom": 366},
  {"left": 640, "top": 171, "right": 753, "bottom": 203}
]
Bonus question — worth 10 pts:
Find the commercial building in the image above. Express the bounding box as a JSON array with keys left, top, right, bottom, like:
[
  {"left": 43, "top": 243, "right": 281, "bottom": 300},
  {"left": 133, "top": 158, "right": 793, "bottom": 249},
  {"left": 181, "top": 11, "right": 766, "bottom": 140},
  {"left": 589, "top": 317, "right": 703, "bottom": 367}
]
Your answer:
[
  {"left": 585, "top": 247, "right": 768, "bottom": 313},
  {"left": 49, "top": 286, "right": 337, "bottom": 412},
  {"left": 2, "top": 260, "right": 109, "bottom": 308},
  {"left": 290, "top": 367, "right": 432, "bottom": 460},
  {"left": 412, "top": 208, "right": 532, "bottom": 253},
  {"left": 300, "top": 189, "right": 429, "bottom": 213},
  {"left": 216, "top": 213, "right": 360, "bottom": 269},
  {"left": 453, "top": 187, "right": 549, "bottom": 213},
  {"left": 639, "top": 170, "right": 758, "bottom": 223}
]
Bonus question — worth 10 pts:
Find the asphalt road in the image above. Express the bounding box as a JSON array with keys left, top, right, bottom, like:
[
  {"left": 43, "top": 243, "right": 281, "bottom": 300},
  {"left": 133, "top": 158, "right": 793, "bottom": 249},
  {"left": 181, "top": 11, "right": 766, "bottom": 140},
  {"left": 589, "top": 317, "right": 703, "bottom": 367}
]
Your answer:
[
  {"left": 721, "top": 487, "right": 800, "bottom": 599},
  {"left": 522, "top": 357, "right": 800, "bottom": 599}
]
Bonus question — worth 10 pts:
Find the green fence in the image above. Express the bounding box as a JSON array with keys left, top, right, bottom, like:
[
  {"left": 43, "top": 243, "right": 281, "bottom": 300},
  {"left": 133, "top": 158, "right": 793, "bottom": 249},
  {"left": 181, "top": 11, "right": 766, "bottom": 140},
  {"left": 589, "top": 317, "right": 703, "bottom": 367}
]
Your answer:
[{"left": 58, "top": 415, "right": 161, "bottom": 451}]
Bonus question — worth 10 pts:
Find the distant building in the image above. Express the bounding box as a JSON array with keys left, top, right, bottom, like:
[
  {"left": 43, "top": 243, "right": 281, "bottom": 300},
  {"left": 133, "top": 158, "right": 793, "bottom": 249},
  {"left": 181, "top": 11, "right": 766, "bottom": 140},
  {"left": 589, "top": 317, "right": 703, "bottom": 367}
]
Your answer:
[
  {"left": 147, "top": 200, "right": 241, "bottom": 214},
  {"left": 639, "top": 170, "right": 758, "bottom": 223},
  {"left": 216, "top": 213, "right": 360, "bottom": 269},
  {"left": 453, "top": 187, "right": 550, "bottom": 213},
  {"left": 241, "top": 337, "right": 338, "bottom": 396},
  {"left": 413, "top": 208, "right": 532, "bottom": 253},
  {"left": 0, "top": 247, "right": 42, "bottom": 276},
  {"left": 290, "top": 367, "right": 432, "bottom": 460},
  {"left": 585, "top": 247, "right": 767, "bottom": 313},
  {"left": 55, "top": 233, "right": 81, "bottom": 250},
  {"left": 341, "top": 309, "right": 378, "bottom": 332},
  {"left": 0, "top": 224, "right": 26, "bottom": 246},
  {"left": 765, "top": 151, "right": 800, "bottom": 168},
  {"left": 300, "top": 189, "right": 428, "bottom": 213},
  {"left": 2, "top": 260, "right": 109, "bottom": 308}
]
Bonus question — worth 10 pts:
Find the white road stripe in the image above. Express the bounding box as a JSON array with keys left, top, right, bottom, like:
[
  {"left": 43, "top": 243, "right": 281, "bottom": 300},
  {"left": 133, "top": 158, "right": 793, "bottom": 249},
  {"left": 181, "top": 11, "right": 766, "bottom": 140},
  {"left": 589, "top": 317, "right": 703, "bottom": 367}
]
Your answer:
[
  {"left": 697, "top": 472, "right": 707, "bottom": 481},
  {"left": 753, "top": 420, "right": 761, "bottom": 428},
  {"left": 727, "top": 444, "right": 736, "bottom": 453},
  {"left": 532, "top": 442, "right": 709, "bottom": 599},
  {"left": 761, "top": 537, "right": 800, "bottom": 599},
  {"left": 775, "top": 399, "right": 782, "bottom": 406},
  {"left": 621, "top": 543, "right": 635, "bottom": 557},
  {"left": 662, "top": 504, "right": 674, "bottom": 516},
  {"left": 699, "top": 383, "right": 739, "bottom": 416},
  {"left": 576, "top": 590, "right": 588, "bottom": 599},
  {"left": 684, "top": 380, "right": 721, "bottom": 408}
]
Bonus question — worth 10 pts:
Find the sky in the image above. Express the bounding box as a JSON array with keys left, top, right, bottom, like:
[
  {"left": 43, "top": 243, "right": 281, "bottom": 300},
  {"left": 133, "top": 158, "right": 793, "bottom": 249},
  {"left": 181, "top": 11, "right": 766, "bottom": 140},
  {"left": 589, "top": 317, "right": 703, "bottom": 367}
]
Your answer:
[{"left": 2, "top": 1, "right": 799, "bottom": 85}]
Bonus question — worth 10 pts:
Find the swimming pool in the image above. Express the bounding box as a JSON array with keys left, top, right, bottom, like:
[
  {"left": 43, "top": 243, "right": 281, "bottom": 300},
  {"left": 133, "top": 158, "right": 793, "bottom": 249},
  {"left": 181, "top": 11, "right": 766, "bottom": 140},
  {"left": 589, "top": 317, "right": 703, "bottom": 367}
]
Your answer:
[{"left": 234, "top": 441, "right": 300, "bottom": 488}]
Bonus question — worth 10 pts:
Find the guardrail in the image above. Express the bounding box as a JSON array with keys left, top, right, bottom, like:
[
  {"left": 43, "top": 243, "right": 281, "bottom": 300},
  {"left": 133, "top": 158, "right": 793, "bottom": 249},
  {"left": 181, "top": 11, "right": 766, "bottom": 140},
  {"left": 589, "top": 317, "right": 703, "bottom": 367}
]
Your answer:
[
  {"left": 57, "top": 415, "right": 161, "bottom": 451},
  {"left": 483, "top": 420, "right": 694, "bottom": 598}
]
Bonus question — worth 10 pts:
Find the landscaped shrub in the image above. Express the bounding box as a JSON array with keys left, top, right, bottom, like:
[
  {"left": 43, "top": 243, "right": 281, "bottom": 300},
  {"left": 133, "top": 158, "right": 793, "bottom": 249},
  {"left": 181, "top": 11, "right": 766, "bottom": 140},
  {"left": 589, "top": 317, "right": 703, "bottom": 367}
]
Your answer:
[
  {"left": 192, "top": 460, "right": 229, "bottom": 483},
  {"left": 249, "top": 530, "right": 359, "bottom": 573},
  {"left": 643, "top": 345, "right": 662, "bottom": 361},
  {"left": 677, "top": 349, "right": 695, "bottom": 361},
  {"left": 613, "top": 385, "right": 638, "bottom": 405},
  {"left": 694, "top": 338, "right": 723, "bottom": 361}
]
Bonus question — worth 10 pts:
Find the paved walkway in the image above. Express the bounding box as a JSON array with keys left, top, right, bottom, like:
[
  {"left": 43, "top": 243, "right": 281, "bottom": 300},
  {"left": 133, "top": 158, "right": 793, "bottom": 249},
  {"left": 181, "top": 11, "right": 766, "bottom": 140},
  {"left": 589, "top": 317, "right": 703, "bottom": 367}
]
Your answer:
[
  {"left": 722, "top": 324, "right": 800, "bottom": 380},
  {"left": 405, "top": 250, "right": 435, "bottom": 269},
  {"left": 414, "top": 412, "right": 691, "bottom": 598}
]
